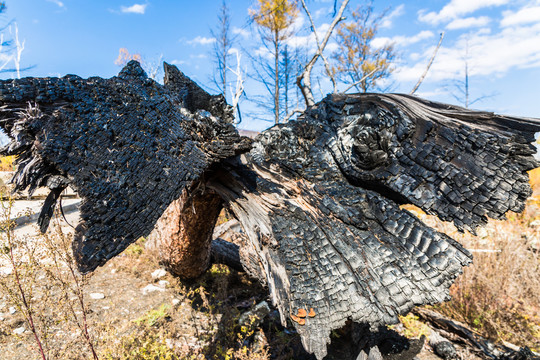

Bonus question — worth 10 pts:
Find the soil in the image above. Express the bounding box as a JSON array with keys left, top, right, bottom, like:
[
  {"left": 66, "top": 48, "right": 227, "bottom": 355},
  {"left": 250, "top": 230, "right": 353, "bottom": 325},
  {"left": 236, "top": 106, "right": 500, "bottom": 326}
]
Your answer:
[{"left": 0, "top": 204, "right": 536, "bottom": 360}]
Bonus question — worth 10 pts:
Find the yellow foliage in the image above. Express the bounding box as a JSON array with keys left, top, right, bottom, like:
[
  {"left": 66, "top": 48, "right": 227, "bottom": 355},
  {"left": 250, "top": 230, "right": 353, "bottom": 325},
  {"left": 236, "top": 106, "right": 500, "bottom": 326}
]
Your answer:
[
  {"left": 115, "top": 47, "right": 142, "bottom": 66},
  {"left": 528, "top": 167, "right": 540, "bottom": 193},
  {"left": 397, "top": 313, "right": 430, "bottom": 339},
  {"left": 249, "top": 0, "right": 298, "bottom": 40},
  {"left": 333, "top": 4, "right": 395, "bottom": 92},
  {"left": 0, "top": 156, "right": 14, "bottom": 171}
]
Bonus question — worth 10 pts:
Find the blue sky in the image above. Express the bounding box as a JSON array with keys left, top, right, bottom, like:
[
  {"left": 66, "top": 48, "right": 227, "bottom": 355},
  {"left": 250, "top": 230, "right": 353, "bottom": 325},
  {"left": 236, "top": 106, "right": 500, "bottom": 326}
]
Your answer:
[{"left": 1, "top": 0, "right": 540, "bottom": 131}]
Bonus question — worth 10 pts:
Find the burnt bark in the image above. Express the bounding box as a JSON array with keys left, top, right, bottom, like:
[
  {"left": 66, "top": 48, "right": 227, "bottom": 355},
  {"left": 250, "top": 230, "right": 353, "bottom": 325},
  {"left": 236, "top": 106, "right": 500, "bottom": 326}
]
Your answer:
[
  {"left": 0, "top": 61, "right": 251, "bottom": 273},
  {"left": 1, "top": 65, "right": 539, "bottom": 359}
]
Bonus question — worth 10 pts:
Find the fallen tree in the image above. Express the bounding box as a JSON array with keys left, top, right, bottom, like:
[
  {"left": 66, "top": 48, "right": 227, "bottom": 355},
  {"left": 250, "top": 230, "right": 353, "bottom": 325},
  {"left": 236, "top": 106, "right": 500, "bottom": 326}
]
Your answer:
[{"left": 1, "top": 61, "right": 539, "bottom": 359}]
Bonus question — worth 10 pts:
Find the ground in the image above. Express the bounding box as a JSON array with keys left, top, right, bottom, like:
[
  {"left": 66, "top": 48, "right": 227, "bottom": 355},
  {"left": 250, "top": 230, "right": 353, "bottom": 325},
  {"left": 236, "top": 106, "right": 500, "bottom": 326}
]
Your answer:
[{"left": 0, "top": 169, "right": 539, "bottom": 359}]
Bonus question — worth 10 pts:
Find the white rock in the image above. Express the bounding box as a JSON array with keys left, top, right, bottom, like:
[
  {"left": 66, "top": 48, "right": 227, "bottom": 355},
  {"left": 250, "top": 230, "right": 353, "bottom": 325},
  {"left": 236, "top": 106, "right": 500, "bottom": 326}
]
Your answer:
[
  {"left": 9, "top": 306, "right": 16, "bottom": 314},
  {"left": 13, "top": 326, "right": 25, "bottom": 335},
  {"left": 172, "top": 298, "right": 181, "bottom": 306},
  {"left": 89, "top": 292, "right": 105, "bottom": 300},
  {"left": 142, "top": 284, "right": 165, "bottom": 294},
  {"left": 158, "top": 280, "right": 169, "bottom": 287},
  {"left": 530, "top": 219, "right": 540, "bottom": 228},
  {"left": 0, "top": 312, "right": 4, "bottom": 321},
  {"left": 151, "top": 269, "right": 167, "bottom": 279},
  {"left": 0, "top": 266, "right": 13, "bottom": 276},
  {"left": 476, "top": 227, "right": 488, "bottom": 238}
]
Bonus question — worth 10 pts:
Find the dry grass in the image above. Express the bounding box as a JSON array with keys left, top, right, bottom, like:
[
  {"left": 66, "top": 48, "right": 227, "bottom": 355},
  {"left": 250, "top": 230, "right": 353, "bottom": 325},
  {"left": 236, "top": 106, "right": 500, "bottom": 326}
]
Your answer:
[
  {"left": 1, "top": 169, "right": 539, "bottom": 357},
  {"left": 409, "top": 168, "right": 540, "bottom": 351}
]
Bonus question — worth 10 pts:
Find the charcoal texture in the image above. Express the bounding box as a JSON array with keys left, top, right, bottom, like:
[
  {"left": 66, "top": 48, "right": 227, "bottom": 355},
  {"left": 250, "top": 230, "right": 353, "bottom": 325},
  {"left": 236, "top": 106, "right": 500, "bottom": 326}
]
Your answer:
[
  {"left": 209, "top": 94, "right": 540, "bottom": 359},
  {"left": 0, "top": 61, "right": 251, "bottom": 273},
  {"left": 1, "top": 65, "right": 539, "bottom": 360}
]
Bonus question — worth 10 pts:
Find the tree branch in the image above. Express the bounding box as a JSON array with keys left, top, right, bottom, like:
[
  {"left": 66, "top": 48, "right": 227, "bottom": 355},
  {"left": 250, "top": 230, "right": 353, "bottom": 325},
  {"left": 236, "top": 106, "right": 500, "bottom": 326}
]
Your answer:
[
  {"left": 341, "top": 68, "right": 377, "bottom": 93},
  {"left": 300, "top": 0, "right": 337, "bottom": 94},
  {"left": 410, "top": 32, "right": 444, "bottom": 95},
  {"left": 297, "top": 0, "right": 349, "bottom": 107}
]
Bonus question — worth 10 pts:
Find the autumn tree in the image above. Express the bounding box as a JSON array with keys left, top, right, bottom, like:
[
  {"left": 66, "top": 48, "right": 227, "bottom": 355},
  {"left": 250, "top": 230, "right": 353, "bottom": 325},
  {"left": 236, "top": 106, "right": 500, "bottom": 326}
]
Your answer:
[
  {"left": 332, "top": 2, "right": 396, "bottom": 93},
  {"left": 114, "top": 48, "right": 142, "bottom": 66},
  {"left": 250, "top": 0, "right": 298, "bottom": 124},
  {"left": 114, "top": 48, "right": 163, "bottom": 80}
]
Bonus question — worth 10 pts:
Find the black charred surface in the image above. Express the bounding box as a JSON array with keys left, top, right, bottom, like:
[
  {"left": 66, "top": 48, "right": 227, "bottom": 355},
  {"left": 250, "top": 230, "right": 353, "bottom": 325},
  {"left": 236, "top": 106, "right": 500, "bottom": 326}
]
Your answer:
[
  {"left": 0, "top": 61, "right": 251, "bottom": 273},
  {"left": 1, "top": 66, "right": 539, "bottom": 360},
  {"left": 209, "top": 94, "right": 540, "bottom": 359}
]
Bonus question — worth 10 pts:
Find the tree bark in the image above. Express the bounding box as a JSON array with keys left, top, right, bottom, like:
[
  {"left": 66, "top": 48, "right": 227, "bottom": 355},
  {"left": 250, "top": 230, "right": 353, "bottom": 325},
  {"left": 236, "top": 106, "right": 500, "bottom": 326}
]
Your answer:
[
  {"left": 2, "top": 64, "right": 540, "bottom": 360},
  {"left": 147, "top": 182, "right": 223, "bottom": 279}
]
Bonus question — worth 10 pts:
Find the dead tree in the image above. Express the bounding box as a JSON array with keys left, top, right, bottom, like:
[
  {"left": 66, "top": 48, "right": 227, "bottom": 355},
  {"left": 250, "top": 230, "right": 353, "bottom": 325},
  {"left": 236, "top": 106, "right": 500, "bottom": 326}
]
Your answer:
[{"left": 1, "top": 61, "right": 539, "bottom": 359}]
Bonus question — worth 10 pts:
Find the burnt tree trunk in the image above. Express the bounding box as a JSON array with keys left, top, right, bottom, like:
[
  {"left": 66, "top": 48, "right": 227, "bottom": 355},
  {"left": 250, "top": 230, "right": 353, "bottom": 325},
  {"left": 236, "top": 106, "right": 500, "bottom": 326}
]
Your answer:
[{"left": 1, "top": 63, "right": 540, "bottom": 359}]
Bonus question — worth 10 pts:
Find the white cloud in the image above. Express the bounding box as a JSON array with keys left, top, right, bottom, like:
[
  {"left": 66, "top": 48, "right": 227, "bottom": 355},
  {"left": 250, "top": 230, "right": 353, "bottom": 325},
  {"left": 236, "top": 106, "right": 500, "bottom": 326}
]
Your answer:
[
  {"left": 187, "top": 36, "right": 216, "bottom": 46},
  {"left": 373, "top": 30, "right": 435, "bottom": 49},
  {"left": 46, "top": 0, "right": 65, "bottom": 8},
  {"left": 447, "top": 16, "right": 491, "bottom": 29},
  {"left": 121, "top": 4, "right": 148, "bottom": 14},
  {"left": 190, "top": 54, "right": 207, "bottom": 59},
  {"left": 394, "top": 22, "right": 540, "bottom": 83},
  {"left": 418, "top": 0, "right": 509, "bottom": 24},
  {"left": 232, "top": 27, "right": 250, "bottom": 38},
  {"left": 170, "top": 59, "right": 187, "bottom": 66},
  {"left": 501, "top": 6, "right": 540, "bottom": 27},
  {"left": 381, "top": 4, "right": 405, "bottom": 29}
]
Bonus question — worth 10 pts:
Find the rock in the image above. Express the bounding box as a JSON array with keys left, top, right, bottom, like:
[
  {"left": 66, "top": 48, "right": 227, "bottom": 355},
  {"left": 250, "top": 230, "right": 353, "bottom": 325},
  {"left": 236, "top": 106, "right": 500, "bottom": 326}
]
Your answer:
[
  {"left": 356, "top": 346, "right": 383, "bottom": 360},
  {"left": 429, "top": 329, "right": 457, "bottom": 359},
  {"left": 529, "top": 220, "right": 540, "bottom": 228},
  {"left": 142, "top": 284, "right": 165, "bottom": 294},
  {"left": 89, "top": 292, "right": 105, "bottom": 300},
  {"left": 13, "top": 326, "right": 25, "bottom": 335},
  {"left": 172, "top": 298, "right": 181, "bottom": 306},
  {"left": 0, "top": 267, "right": 13, "bottom": 276},
  {"left": 238, "top": 301, "right": 270, "bottom": 326},
  {"left": 9, "top": 306, "right": 16, "bottom": 314},
  {"left": 151, "top": 269, "right": 168, "bottom": 279},
  {"left": 158, "top": 280, "right": 169, "bottom": 287}
]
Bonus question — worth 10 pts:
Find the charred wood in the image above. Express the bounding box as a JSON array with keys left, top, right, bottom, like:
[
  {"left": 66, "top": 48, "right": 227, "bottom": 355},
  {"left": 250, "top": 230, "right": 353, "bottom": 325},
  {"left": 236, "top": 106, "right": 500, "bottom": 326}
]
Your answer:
[{"left": 1, "top": 63, "right": 540, "bottom": 359}]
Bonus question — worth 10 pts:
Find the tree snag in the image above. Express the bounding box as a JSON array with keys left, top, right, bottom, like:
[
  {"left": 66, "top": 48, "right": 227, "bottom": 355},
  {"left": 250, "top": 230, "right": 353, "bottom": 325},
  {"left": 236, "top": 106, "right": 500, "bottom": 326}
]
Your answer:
[{"left": 1, "top": 62, "right": 539, "bottom": 359}]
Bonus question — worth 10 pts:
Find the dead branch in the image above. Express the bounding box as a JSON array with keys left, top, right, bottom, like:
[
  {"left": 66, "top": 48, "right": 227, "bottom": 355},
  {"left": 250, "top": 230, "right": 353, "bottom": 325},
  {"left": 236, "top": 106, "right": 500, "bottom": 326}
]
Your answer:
[
  {"left": 296, "top": 0, "right": 349, "bottom": 107},
  {"left": 410, "top": 32, "right": 444, "bottom": 95},
  {"left": 341, "top": 68, "right": 377, "bottom": 93},
  {"left": 300, "top": 0, "right": 338, "bottom": 94}
]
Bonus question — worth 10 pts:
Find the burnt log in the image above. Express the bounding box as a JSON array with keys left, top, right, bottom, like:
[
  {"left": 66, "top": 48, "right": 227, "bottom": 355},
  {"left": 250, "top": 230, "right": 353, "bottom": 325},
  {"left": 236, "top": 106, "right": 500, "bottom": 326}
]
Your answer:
[
  {"left": 1, "top": 63, "right": 540, "bottom": 359},
  {"left": 0, "top": 60, "right": 251, "bottom": 274}
]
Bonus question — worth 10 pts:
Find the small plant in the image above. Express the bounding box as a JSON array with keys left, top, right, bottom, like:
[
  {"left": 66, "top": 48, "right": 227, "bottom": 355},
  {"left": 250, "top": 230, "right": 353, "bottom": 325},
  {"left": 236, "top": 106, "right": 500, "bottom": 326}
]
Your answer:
[
  {"left": 0, "top": 156, "right": 15, "bottom": 171},
  {"left": 134, "top": 304, "right": 171, "bottom": 327},
  {"left": 0, "top": 189, "right": 99, "bottom": 359}
]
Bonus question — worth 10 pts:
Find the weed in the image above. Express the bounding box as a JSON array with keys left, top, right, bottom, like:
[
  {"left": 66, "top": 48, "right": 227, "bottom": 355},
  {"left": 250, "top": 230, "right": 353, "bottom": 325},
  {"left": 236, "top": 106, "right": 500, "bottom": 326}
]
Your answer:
[
  {"left": 397, "top": 313, "right": 430, "bottom": 339},
  {"left": 134, "top": 304, "right": 171, "bottom": 327},
  {"left": 0, "top": 156, "right": 14, "bottom": 171}
]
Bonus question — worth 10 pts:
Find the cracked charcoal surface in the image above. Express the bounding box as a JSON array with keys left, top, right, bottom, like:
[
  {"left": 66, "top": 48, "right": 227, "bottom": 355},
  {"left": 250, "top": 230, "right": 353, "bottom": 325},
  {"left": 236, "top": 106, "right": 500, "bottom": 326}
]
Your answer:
[
  {"left": 210, "top": 93, "right": 540, "bottom": 359},
  {"left": 0, "top": 61, "right": 251, "bottom": 273},
  {"left": 2, "top": 65, "right": 540, "bottom": 360}
]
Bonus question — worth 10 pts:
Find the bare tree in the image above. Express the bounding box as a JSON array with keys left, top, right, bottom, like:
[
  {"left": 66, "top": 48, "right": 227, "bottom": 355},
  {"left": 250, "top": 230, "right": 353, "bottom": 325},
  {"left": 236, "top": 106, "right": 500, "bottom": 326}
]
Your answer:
[
  {"left": 296, "top": 0, "right": 349, "bottom": 107},
  {"left": 250, "top": 0, "right": 298, "bottom": 124},
  {"left": 227, "top": 49, "right": 246, "bottom": 125},
  {"left": 410, "top": 32, "right": 444, "bottom": 95},
  {"left": 448, "top": 39, "right": 495, "bottom": 108},
  {"left": 211, "top": 1, "right": 234, "bottom": 98}
]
